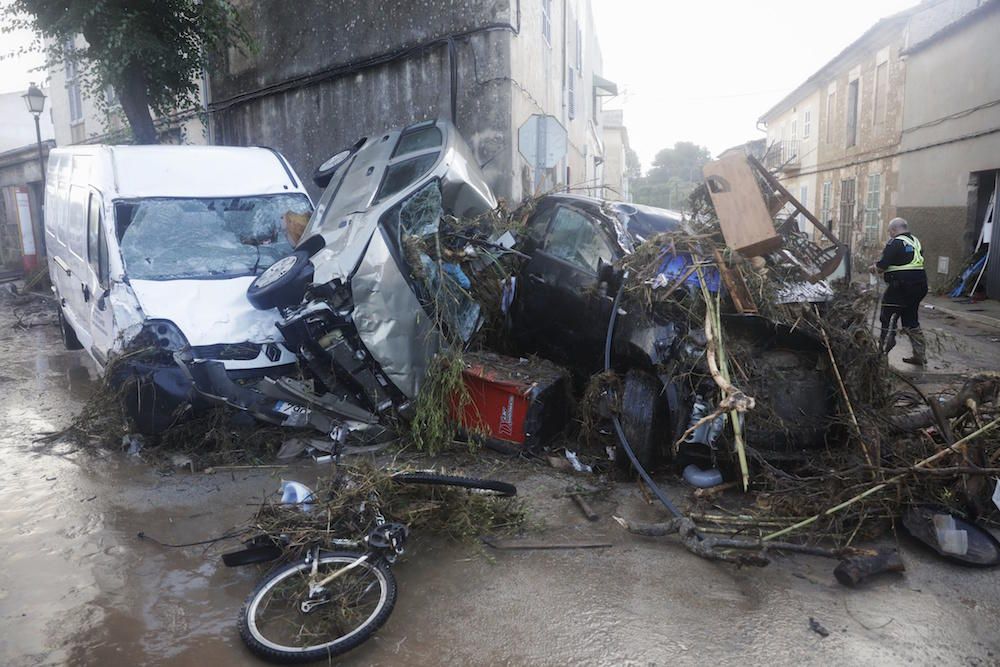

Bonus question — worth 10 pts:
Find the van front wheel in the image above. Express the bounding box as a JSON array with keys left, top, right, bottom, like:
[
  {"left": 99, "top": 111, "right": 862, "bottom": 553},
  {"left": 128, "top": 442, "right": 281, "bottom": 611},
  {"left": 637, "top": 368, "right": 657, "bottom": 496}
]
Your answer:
[{"left": 58, "top": 308, "right": 84, "bottom": 351}]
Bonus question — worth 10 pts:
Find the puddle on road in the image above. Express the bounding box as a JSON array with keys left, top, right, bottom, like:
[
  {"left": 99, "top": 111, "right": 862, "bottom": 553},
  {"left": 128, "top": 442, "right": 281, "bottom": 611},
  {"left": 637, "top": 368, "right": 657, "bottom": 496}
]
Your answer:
[{"left": 2, "top": 310, "right": 1000, "bottom": 666}]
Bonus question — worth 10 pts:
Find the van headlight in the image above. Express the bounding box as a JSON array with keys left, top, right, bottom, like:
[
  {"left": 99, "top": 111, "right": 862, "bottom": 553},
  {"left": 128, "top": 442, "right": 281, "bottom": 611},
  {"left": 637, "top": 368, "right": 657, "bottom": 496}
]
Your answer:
[{"left": 129, "top": 319, "right": 190, "bottom": 353}]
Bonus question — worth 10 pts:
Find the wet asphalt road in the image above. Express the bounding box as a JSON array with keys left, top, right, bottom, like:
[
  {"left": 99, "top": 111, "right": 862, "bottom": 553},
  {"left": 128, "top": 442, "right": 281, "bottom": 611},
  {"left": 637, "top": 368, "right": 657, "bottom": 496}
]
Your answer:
[{"left": 1, "top": 297, "right": 1000, "bottom": 666}]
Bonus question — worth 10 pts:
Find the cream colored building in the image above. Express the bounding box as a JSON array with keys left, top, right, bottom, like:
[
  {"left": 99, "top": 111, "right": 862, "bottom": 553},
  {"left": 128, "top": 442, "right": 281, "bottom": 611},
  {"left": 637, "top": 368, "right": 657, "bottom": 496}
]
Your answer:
[
  {"left": 46, "top": 35, "right": 206, "bottom": 147},
  {"left": 759, "top": 89, "right": 822, "bottom": 235},
  {"left": 599, "top": 109, "right": 631, "bottom": 201}
]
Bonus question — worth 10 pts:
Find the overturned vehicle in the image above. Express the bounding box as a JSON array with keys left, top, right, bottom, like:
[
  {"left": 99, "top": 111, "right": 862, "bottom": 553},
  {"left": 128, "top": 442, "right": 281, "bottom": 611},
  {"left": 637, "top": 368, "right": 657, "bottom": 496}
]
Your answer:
[
  {"left": 186, "top": 120, "right": 499, "bottom": 437},
  {"left": 184, "top": 119, "right": 850, "bottom": 480}
]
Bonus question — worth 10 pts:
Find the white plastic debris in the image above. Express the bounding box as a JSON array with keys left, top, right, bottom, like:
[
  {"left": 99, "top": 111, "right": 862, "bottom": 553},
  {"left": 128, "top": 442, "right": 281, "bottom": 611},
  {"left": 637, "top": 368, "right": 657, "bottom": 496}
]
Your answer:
[
  {"left": 933, "top": 514, "right": 969, "bottom": 556},
  {"left": 122, "top": 434, "right": 144, "bottom": 457},
  {"left": 992, "top": 478, "right": 1000, "bottom": 512},
  {"left": 564, "top": 450, "right": 592, "bottom": 474},
  {"left": 279, "top": 480, "right": 316, "bottom": 512}
]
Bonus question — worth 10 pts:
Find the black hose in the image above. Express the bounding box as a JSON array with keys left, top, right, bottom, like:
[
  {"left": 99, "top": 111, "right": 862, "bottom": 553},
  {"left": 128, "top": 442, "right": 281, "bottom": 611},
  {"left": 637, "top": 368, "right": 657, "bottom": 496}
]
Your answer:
[{"left": 604, "top": 271, "right": 686, "bottom": 521}]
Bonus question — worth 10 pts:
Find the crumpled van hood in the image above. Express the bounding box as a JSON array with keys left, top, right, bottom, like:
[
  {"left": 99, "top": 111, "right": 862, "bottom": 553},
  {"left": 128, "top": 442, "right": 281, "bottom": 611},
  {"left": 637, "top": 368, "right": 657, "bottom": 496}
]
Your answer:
[{"left": 130, "top": 277, "right": 284, "bottom": 346}]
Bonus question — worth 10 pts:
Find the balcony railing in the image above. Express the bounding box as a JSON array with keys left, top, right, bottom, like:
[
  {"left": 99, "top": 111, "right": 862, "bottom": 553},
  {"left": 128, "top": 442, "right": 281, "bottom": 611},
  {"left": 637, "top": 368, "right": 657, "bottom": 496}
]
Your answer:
[{"left": 764, "top": 140, "right": 800, "bottom": 172}]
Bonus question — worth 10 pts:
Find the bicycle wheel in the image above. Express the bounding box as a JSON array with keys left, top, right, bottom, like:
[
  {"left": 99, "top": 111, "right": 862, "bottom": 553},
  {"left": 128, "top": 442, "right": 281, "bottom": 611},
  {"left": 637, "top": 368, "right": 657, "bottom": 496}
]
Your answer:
[
  {"left": 238, "top": 551, "right": 396, "bottom": 664},
  {"left": 391, "top": 472, "right": 517, "bottom": 497}
]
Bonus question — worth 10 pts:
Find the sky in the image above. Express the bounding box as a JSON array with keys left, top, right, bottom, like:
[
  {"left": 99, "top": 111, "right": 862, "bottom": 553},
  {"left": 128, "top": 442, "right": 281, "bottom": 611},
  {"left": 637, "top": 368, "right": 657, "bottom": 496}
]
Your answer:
[
  {"left": 591, "top": 0, "right": 920, "bottom": 171},
  {"left": 0, "top": 23, "right": 45, "bottom": 93}
]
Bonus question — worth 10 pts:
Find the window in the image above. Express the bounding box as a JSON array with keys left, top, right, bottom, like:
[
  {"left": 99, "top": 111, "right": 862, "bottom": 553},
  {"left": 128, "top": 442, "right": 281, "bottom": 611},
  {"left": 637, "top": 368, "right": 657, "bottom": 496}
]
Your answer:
[
  {"left": 576, "top": 25, "right": 583, "bottom": 73},
  {"left": 820, "top": 181, "right": 833, "bottom": 227},
  {"left": 87, "top": 192, "right": 101, "bottom": 271},
  {"left": 803, "top": 110, "right": 811, "bottom": 138},
  {"left": 873, "top": 61, "right": 888, "bottom": 126},
  {"left": 846, "top": 79, "right": 859, "bottom": 147},
  {"left": 864, "top": 173, "right": 882, "bottom": 244},
  {"left": 592, "top": 87, "right": 599, "bottom": 123},
  {"left": 543, "top": 207, "right": 613, "bottom": 273},
  {"left": 542, "top": 0, "right": 552, "bottom": 45},
  {"left": 87, "top": 193, "right": 109, "bottom": 288},
  {"left": 568, "top": 67, "right": 576, "bottom": 120},
  {"left": 839, "top": 178, "right": 856, "bottom": 244},
  {"left": 826, "top": 90, "right": 836, "bottom": 143},
  {"left": 392, "top": 124, "right": 442, "bottom": 158},
  {"left": 116, "top": 194, "right": 311, "bottom": 280},
  {"left": 375, "top": 153, "right": 439, "bottom": 202},
  {"left": 66, "top": 185, "right": 88, "bottom": 259},
  {"left": 64, "top": 38, "right": 83, "bottom": 124},
  {"left": 790, "top": 118, "right": 797, "bottom": 139}
]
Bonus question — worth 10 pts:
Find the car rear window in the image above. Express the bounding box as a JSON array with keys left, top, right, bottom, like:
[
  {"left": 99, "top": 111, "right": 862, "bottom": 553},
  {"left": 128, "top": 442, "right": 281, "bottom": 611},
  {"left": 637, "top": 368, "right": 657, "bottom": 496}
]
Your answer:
[
  {"left": 392, "top": 125, "right": 442, "bottom": 158},
  {"left": 375, "top": 153, "right": 438, "bottom": 203}
]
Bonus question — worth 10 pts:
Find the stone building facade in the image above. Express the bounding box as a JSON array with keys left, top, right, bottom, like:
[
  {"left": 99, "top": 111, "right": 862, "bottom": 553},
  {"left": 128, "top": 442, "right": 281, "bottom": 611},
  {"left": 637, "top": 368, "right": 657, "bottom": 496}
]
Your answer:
[
  {"left": 758, "top": 0, "right": 985, "bottom": 278},
  {"left": 895, "top": 1, "right": 1000, "bottom": 295},
  {"left": 208, "top": 0, "right": 617, "bottom": 202}
]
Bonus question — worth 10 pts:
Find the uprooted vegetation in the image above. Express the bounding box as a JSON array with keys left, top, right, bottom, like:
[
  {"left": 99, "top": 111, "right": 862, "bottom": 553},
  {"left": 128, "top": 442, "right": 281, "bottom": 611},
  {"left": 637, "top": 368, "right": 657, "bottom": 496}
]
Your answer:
[
  {"left": 243, "top": 461, "right": 527, "bottom": 551},
  {"left": 604, "top": 183, "right": 1000, "bottom": 557}
]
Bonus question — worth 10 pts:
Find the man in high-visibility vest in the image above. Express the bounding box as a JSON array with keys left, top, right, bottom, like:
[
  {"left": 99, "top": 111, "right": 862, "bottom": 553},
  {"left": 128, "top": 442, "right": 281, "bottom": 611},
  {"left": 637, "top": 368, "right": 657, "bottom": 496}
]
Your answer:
[{"left": 870, "top": 217, "right": 929, "bottom": 366}]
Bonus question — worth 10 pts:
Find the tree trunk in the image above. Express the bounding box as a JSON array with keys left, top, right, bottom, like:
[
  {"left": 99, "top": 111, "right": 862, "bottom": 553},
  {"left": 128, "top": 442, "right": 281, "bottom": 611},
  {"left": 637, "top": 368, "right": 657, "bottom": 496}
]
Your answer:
[{"left": 118, "top": 62, "right": 158, "bottom": 144}]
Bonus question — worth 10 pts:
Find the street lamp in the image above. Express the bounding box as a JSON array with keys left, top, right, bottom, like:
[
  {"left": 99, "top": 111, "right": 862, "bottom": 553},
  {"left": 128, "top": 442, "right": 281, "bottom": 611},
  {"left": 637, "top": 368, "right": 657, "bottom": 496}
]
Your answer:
[{"left": 22, "top": 83, "right": 47, "bottom": 196}]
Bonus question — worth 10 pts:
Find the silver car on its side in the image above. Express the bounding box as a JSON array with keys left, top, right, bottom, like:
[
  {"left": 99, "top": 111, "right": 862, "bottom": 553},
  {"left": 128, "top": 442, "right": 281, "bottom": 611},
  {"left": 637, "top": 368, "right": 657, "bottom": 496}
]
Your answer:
[{"left": 244, "top": 119, "right": 497, "bottom": 420}]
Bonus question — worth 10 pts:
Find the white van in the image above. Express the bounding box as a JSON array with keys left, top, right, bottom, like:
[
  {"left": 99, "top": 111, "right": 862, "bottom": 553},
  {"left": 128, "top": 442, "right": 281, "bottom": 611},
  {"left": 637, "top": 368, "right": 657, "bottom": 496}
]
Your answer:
[{"left": 44, "top": 145, "right": 312, "bottom": 432}]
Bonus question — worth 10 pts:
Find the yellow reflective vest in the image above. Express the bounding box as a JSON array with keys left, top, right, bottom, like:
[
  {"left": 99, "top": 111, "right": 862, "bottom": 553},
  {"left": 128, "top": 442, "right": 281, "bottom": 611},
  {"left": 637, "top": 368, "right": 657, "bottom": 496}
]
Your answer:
[{"left": 885, "top": 234, "right": 924, "bottom": 272}]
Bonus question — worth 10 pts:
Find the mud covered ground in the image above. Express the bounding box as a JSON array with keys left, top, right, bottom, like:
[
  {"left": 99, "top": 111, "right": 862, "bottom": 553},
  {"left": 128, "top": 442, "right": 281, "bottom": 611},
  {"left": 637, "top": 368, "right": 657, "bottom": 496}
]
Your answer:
[{"left": 2, "top": 295, "right": 999, "bottom": 666}]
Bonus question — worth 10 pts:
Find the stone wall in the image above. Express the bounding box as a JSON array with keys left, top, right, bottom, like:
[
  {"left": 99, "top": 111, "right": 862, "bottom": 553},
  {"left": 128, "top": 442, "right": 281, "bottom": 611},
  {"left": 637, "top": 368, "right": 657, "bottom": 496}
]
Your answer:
[{"left": 209, "top": 1, "right": 517, "bottom": 200}]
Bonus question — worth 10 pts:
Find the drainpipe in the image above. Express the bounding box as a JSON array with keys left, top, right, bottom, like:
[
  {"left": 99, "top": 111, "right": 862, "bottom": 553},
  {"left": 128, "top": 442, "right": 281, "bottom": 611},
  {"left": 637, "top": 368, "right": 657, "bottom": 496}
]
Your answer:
[{"left": 448, "top": 38, "right": 458, "bottom": 124}]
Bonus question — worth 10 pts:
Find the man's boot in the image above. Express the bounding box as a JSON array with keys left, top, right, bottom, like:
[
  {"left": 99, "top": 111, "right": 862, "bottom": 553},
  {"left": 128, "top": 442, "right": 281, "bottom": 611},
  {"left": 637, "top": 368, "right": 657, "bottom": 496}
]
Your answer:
[{"left": 902, "top": 328, "right": 927, "bottom": 366}]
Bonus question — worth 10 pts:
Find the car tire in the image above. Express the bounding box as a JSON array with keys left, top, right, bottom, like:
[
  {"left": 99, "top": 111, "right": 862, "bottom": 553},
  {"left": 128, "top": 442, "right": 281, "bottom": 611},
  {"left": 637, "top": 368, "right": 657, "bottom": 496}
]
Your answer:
[
  {"left": 58, "top": 307, "right": 84, "bottom": 350},
  {"left": 614, "top": 370, "right": 668, "bottom": 480},
  {"left": 246, "top": 250, "right": 313, "bottom": 311}
]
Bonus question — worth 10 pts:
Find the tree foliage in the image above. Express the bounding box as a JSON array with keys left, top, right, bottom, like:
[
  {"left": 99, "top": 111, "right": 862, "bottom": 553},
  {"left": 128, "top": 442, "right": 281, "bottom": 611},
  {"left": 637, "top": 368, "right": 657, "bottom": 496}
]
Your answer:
[
  {"left": 3, "top": 0, "right": 252, "bottom": 144},
  {"left": 646, "top": 141, "right": 712, "bottom": 183},
  {"left": 632, "top": 141, "right": 712, "bottom": 212}
]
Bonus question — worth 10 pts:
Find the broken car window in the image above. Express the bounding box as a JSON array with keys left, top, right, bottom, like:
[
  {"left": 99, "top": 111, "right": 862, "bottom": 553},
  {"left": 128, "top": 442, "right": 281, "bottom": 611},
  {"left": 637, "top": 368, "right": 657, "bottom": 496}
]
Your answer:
[
  {"left": 375, "top": 153, "right": 439, "bottom": 203},
  {"left": 383, "top": 180, "right": 481, "bottom": 342},
  {"left": 116, "top": 194, "right": 312, "bottom": 280},
  {"left": 544, "top": 206, "right": 615, "bottom": 273}
]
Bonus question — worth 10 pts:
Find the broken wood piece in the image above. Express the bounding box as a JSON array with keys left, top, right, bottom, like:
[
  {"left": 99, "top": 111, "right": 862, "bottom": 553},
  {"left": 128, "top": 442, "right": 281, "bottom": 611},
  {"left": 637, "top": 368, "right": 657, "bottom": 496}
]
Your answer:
[
  {"left": 693, "top": 480, "right": 739, "bottom": 498},
  {"left": 570, "top": 492, "right": 599, "bottom": 521},
  {"left": 481, "top": 536, "right": 612, "bottom": 550},
  {"left": 887, "top": 375, "right": 999, "bottom": 433},
  {"left": 614, "top": 515, "right": 878, "bottom": 566},
  {"left": 713, "top": 249, "right": 757, "bottom": 314},
  {"left": 203, "top": 464, "right": 288, "bottom": 473},
  {"left": 702, "top": 154, "right": 783, "bottom": 257},
  {"left": 834, "top": 550, "right": 905, "bottom": 586}
]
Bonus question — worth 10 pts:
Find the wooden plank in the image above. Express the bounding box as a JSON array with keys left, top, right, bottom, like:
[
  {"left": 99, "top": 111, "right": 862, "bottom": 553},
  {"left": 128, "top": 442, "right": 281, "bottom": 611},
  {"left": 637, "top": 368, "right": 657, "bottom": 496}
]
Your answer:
[
  {"left": 747, "top": 154, "right": 840, "bottom": 245},
  {"left": 702, "top": 154, "right": 783, "bottom": 257},
  {"left": 713, "top": 249, "right": 757, "bottom": 313}
]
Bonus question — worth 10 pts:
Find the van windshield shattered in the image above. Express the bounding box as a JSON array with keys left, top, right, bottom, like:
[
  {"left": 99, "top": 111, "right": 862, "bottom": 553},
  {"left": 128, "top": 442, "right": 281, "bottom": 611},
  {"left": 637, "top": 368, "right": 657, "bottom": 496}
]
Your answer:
[{"left": 116, "top": 195, "right": 312, "bottom": 280}]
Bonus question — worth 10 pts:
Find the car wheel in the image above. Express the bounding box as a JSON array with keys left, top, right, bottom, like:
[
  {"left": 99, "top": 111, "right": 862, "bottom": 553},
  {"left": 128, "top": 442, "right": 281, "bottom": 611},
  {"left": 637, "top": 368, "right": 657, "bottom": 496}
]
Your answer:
[
  {"left": 743, "top": 349, "right": 833, "bottom": 452},
  {"left": 58, "top": 307, "right": 84, "bottom": 350},
  {"left": 246, "top": 250, "right": 313, "bottom": 311},
  {"left": 614, "top": 370, "right": 668, "bottom": 480}
]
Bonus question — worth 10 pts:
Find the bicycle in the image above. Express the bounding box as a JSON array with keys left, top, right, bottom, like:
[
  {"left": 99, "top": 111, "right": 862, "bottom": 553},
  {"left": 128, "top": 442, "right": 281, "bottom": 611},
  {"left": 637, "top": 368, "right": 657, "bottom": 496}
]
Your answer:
[{"left": 232, "top": 472, "right": 517, "bottom": 664}]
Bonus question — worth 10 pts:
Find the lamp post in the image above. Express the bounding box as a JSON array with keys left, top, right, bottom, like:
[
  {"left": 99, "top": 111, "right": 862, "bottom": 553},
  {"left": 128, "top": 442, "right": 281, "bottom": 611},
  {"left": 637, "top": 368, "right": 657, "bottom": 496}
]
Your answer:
[{"left": 22, "top": 83, "right": 47, "bottom": 196}]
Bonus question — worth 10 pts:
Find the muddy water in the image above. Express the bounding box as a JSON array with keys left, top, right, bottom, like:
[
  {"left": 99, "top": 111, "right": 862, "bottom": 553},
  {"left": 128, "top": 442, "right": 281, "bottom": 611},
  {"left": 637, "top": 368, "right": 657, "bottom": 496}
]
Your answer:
[{"left": 2, "top": 308, "right": 1000, "bottom": 666}]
